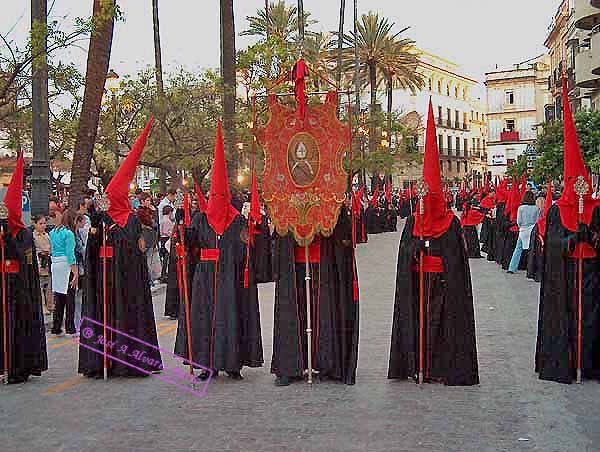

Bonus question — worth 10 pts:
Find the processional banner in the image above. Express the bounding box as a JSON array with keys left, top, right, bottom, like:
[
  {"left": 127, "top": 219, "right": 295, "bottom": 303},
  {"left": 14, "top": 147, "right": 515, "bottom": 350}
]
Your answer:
[{"left": 256, "top": 91, "right": 349, "bottom": 246}]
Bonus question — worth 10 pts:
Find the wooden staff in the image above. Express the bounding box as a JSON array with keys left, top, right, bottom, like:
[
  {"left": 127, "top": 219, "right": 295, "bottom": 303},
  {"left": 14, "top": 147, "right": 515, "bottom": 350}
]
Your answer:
[
  {"left": 304, "top": 244, "right": 313, "bottom": 384},
  {"left": 0, "top": 203, "right": 8, "bottom": 385},
  {"left": 574, "top": 175, "right": 589, "bottom": 384},
  {"left": 174, "top": 190, "right": 195, "bottom": 386},
  {"left": 415, "top": 179, "right": 429, "bottom": 385},
  {"left": 96, "top": 194, "right": 111, "bottom": 381}
]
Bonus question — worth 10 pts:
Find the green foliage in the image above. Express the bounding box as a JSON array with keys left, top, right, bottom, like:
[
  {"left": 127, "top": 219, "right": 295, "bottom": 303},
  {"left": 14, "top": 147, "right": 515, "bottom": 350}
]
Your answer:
[
  {"left": 532, "top": 109, "right": 600, "bottom": 183},
  {"left": 506, "top": 154, "right": 528, "bottom": 179}
]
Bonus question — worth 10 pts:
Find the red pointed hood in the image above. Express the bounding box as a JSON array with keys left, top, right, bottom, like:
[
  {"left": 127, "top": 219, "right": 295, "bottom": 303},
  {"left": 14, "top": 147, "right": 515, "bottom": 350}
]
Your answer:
[
  {"left": 370, "top": 186, "right": 379, "bottom": 207},
  {"left": 385, "top": 180, "right": 392, "bottom": 203},
  {"left": 413, "top": 101, "right": 454, "bottom": 238},
  {"left": 537, "top": 180, "right": 553, "bottom": 239},
  {"left": 496, "top": 178, "right": 509, "bottom": 203},
  {"left": 194, "top": 182, "right": 208, "bottom": 213},
  {"left": 351, "top": 185, "right": 365, "bottom": 216},
  {"left": 205, "top": 121, "right": 239, "bottom": 235},
  {"left": 183, "top": 192, "right": 191, "bottom": 227},
  {"left": 555, "top": 77, "right": 600, "bottom": 231},
  {"left": 106, "top": 117, "right": 154, "bottom": 227},
  {"left": 3, "top": 152, "right": 26, "bottom": 236}
]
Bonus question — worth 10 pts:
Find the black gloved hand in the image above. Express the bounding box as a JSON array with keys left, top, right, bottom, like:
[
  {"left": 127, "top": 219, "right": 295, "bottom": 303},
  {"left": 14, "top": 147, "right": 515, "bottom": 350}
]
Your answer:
[{"left": 576, "top": 223, "right": 590, "bottom": 243}]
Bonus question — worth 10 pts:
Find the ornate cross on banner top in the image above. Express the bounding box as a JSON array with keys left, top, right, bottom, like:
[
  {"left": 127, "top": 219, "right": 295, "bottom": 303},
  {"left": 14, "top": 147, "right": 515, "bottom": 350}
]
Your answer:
[
  {"left": 574, "top": 175, "right": 590, "bottom": 216},
  {"left": 415, "top": 179, "right": 429, "bottom": 215}
]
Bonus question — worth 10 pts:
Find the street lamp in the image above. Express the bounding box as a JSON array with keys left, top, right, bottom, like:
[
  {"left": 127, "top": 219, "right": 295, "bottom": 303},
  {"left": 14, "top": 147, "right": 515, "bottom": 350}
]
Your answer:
[{"left": 105, "top": 69, "right": 120, "bottom": 168}]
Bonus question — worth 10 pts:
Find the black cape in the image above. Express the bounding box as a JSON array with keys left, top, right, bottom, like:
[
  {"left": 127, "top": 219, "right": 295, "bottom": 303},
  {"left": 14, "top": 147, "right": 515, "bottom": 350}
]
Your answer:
[
  {"left": 388, "top": 215, "right": 479, "bottom": 386},
  {"left": 463, "top": 225, "right": 482, "bottom": 259},
  {"left": 252, "top": 214, "right": 273, "bottom": 283},
  {"left": 271, "top": 209, "right": 359, "bottom": 384},
  {"left": 164, "top": 221, "right": 197, "bottom": 319},
  {"left": 174, "top": 213, "right": 263, "bottom": 372},
  {"left": 535, "top": 205, "right": 600, "bottom": 383},
  {"left": 0, "top": 227, "right": 48, "bottom": 383},
  {"left": 481, "top": 217, "right": 496, "bottom": 262},
  {"left": 78, "top": 214, "right": 162, "bottom": 378},
  {"left": 494, "top": 202, "right": 507, "bottom": 265}
]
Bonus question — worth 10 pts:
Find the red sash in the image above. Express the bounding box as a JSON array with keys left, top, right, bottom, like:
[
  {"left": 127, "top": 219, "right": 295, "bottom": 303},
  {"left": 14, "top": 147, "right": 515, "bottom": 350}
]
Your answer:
[
  {"left": 0, "top": 259, "right": 19, "bottom": 273},
  {"left": 99, "top": 246, "right": 114, "bottom": 258},
  {"left": 294, "top": 242, "right": 320, "bottom": 264},
  {"left": 412, "top": 255, "right": 444, "bottom": 273},
  {"left": 569, "top": 242, "right": 597, "bottom": 259},
  {"left": 200, "top": 248, "right": 220, "bottom": 262}
]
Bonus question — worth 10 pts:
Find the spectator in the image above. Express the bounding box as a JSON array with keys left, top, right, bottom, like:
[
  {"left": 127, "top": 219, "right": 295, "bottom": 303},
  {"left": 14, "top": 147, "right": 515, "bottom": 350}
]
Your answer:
[
  {"left": 159, "top": 205, "right": 174, "bottom": 283},
  {"left": 137, "top": 193, "right": 160, "bottom": 284},
  {"left": 74, "top": 214, "right": 87, "bottom": 330},
  {"left": 32, "top": 214, "right": 53, "bottom": 314},
  {"left": 508, "top": 191, "right": 541, "bottom": 274},
  {"left": 157, "top": 188, "right": 176, "bottom": 228},
  {"left": 49, "top": 209, "right": 79, "bottom": 336},
  {"left": 48, "top": 197, "right": 63, "bottom": 230},
  {"left": 132, "top": 188, "right": 144, "bottom": 209}
]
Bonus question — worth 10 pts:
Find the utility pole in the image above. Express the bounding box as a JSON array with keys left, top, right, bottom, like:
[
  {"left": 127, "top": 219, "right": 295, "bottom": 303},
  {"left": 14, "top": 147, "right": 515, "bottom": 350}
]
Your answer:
[{"left": 30, "top": 0, "right": 50, "bottom": 216}]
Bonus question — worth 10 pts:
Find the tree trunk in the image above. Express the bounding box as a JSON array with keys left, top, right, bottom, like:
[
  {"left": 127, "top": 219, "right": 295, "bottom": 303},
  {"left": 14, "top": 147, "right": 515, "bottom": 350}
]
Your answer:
[
  {"left": 368, "top": 60, "right": 378, "bottom": 155},
  {"left": 69, "top": 0, "right": 115, "bottom": 207},
  {"left": 152, "top": 0, "right": 167, "bottom": 193},
  {"left": 30, "top": 0, "right": 50, "bottom": 217},
  {"left": 220, "top": 0, "right": 237, "bottom": 189},
  {"left": 387, "top": 77, "right": 393, "bottom": 139}
]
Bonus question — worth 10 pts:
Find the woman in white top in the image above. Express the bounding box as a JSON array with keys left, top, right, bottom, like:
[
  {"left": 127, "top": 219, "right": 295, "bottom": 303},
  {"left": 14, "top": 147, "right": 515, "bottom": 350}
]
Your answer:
[{"left": 508, "top": 191, "right": 541, "bottom": 274}]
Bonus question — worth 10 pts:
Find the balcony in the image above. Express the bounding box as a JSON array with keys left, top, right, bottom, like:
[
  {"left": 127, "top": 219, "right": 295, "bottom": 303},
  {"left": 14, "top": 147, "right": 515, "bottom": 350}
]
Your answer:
[
  {"left": 592, "top": 27, "right": 600, "bottom": 75},
  {"left": 575, "top": 47, "right": 600, "bottom": 88},
  {"left": 575, "top": 0, "right": 600, "bottom": 30},
  {"left": 500, "top": 131, "right": 519, "bottom": 142}
]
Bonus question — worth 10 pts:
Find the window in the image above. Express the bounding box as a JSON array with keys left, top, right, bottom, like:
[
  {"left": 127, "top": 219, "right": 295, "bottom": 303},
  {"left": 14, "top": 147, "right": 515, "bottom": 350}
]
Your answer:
[
  {"left": 505, "top": 90, "right": 515, "bottom": 105},
  {"left": 463, "top": 88, "right": 467, "bottom": 100},
  {"left": 505, "top": 119, "right": 515, "bottom": 132},
  {"left": 464, "top": 138, "right": 469, "bottom": 156},
  {"left": 464, "top": 161, "right": 468, "bottom": 172},
  {"left": 456, "top": 137, "right": 461, "bottom": 154},
  {"left": 438, "top": 80, "right": 442, "bottom": 94},
  {"left": 447, "top": 108, "right": 451, "bottom": 126},
  {"left": 455, "top": 86, "right": 459, "bottom": 98},
  {"left": 438, "top": 135, "right": 444, "bottom": 153},
  {"left": 447, "top": 136, "right": 452, "bottom": 151},
  {"left": 428, "top": 78, "right": 433, "bottom": 91},
  {"left": 463, "top": 112, "right": 468, "bottom": 128},
  {"left": 446, "top": 84, "right": 450, "bottom": 96},
  {"left": 455, "top": 110, "right": 460, "bottom": 128},
  {"left": 438, "top": 106, "right": 443, "bottom": 122},
  {"left": 447, "top": 161, "right": 451, "bottom": 172}
]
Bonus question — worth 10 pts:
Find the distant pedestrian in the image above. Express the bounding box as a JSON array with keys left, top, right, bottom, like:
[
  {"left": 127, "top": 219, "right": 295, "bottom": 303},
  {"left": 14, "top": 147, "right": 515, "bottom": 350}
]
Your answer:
[
  {"left": 49, "top": 209, "right": 79, "bottom": 336},
  {"left": 32, "top": 214, "right": 53, "bottom": 313},
  {"left": 507, "top": 191, "right": 540, "bottom": 274}
]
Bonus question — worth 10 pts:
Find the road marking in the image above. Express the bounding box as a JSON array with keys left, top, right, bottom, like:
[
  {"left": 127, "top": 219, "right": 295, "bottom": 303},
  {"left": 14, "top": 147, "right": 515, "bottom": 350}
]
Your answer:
[
  {"left": 41, "top": 376, "right": 83, "bottom": 396},
  {"left": 42, "top": 322, "right": 179, "bottom": 395}
]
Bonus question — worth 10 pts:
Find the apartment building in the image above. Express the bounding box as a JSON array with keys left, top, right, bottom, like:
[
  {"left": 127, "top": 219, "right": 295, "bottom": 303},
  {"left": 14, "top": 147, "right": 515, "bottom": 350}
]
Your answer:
[
  {"left": 485, "top": 55, "right": 551, "bottom": 177},
  {"left": 391, "top": 49, "right": 488, "bottom": 185}
]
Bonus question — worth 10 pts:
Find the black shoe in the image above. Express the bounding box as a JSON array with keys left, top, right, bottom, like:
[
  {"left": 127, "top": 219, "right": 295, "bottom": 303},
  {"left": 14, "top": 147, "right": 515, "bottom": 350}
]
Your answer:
[
  {"left": 198, "top": 370, "right": 213, "bottom": 381},
  {"left": 226, "top": 371, "right": 243, "bottom": 380},
  {"left": 168, "top": 316, "right": 177, "bottom": 320},
  {"left": 50, "top": 329, "right": 63, "bottom": 335},
  {"left": 275, "top": 376, "right": 290, "bottom": 386}
]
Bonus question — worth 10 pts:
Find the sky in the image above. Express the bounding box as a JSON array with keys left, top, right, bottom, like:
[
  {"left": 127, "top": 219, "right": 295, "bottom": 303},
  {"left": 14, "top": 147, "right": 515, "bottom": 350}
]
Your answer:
[{"left": 3, "top": 0, "right": 561, "bottom": 90}]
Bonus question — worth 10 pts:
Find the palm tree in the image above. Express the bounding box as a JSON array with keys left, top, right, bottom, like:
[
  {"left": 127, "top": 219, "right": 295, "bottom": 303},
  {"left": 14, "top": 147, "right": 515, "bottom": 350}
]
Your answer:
[
  {"left": 69, "top": 0, "right": 116, "bottom": 206},
  {"left": 341, "top": 12, "right": 420, "bottom": 155},
  {"left": 379, "top": 38, "right": 423, "bottom": 137},
  {"left": 303, "top": 32, "right": 334, "bottom": 90},
  {"left": 241, "top": 1, "right": 314, "bottom": 43},
  {"left": 220, "top": 0, "right": 237, "bottom": 187}
]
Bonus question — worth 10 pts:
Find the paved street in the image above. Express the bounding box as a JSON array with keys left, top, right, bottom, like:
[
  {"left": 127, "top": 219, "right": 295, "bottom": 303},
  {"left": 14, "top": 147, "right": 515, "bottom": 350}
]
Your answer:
[{"left": 2, "top": 220, "right": 600, "bottom": 452}]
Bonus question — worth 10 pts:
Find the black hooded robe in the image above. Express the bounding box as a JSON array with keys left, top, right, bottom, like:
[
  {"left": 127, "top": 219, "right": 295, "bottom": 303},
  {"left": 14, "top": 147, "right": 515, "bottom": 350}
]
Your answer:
[
  {"left": 495, "top": 202, "right": 507, "bottom": 265},
  {"left": 271, "top": 209, "right": 359, "bottom": 385},
  {"left": 253, "top": 214, "right": 273, "bottom": 284},
  {"left": 388, "top": 215, "right": 479, "bottom": 386},
  {"left": 0, "top": 227, "right": 48, "bottom": 384},
  {"left": 174, "top": 213, "right": 263, "bottom": 372},
  {"left": 78, "top": 214, "right": 162, "bottom": 378},
  {"left": 535, "top": 205, "right": 600, "bottom": 383},
  {"left": 463, "top": 225, "right": 482, "bottom": 259}
]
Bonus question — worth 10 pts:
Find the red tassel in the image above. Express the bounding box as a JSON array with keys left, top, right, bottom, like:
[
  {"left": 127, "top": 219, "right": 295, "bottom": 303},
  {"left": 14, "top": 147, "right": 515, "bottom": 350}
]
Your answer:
[
  {"left": 243, "top": 266, "right": 249, "bottom": 289},
  {"left": 353, "top": 277, "right": 359, "bottom": 302}
]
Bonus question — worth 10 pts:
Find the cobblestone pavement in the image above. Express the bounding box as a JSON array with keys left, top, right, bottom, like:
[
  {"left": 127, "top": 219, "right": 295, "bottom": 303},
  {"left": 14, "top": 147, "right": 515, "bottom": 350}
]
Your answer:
[{"left": 2, "top": 221, "right": 600, "bottom": 452}]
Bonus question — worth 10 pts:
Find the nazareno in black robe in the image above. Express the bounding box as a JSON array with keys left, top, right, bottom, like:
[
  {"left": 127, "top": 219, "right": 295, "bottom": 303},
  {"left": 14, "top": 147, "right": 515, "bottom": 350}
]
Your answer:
[
  {"left": 535, "top": 205, "right": 600, "bottom": 383},
  {"left": 0, "top": 227, "right": 48, "bottom": 383},
  {"left": 481, "top": 216, "right": 496, "bottom": 261},
  {"left": 463, "top": 225, "right": 482, "bottom": 259},
  {"left": 354, "top": 206, "right": 368, "bottom": 244},
  {"left": 388, "top": 215, "right": 479, "bottom": 386},
  {"left": 164, "top": 210, "right": 198, "bottom": 319},
  {"left": 526, "top": 224, "right": 543, "bottom": 282},
  {"left": 78, "top": 213, "right": 162, "bottom": 378},
  {"left": 174, "top": 213, "right": 263, "bottom": 372},
  {"left": 494, "top": 202, "right": 507, "bottom": 265},
  {"left": 253, "top": 214, "right": 273, "bottom": 283},
  {"left": 271, "top": 208, "right": 359, "bottom": 384}
]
